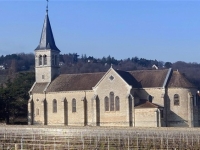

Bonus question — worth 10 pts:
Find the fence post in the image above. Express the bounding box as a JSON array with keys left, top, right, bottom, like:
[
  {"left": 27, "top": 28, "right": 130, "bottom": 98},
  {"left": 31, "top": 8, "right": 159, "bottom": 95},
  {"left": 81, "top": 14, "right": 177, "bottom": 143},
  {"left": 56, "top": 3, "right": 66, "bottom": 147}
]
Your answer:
[
  {"left": 21, "top": 138, "right": 23, "bottom": 150},
  {"left": 15, "top": 144, "right": 18, "bottom": 150},
  {"left": 167, "top": 135, "right": 168, "bottom": 150},
  {"left": 128, "top": 136, "right": 129, "bottom": 150},
  {"left": 82, "top": 136, "right": 84, "bottom": 150},
  {"left": 160, "top": 136, "right": 163, "bottom": 150},
  {"left": 54, "top": 137, "right": 56, "bottom": 150},
  {"left": 68, "top": 138, "right": 69, "bottom": 150},
  {"left": 108, "top": 137, "right": 109, "bottom": 150}
]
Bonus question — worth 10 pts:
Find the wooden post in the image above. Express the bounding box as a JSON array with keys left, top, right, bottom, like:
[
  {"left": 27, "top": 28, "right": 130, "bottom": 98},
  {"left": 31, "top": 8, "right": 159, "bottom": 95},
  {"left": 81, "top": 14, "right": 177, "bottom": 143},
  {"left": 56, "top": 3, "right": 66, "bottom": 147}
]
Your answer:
[{"left": 15, "top": 144, "right": 18, "bottom": 150}]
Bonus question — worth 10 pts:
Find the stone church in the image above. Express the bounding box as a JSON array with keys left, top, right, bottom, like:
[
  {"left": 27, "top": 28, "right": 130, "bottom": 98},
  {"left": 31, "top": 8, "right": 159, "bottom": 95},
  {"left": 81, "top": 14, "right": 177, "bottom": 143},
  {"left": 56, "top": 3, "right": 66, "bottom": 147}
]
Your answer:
[{"left": 28, "top": 7, "right": 199, "bottom": 127}]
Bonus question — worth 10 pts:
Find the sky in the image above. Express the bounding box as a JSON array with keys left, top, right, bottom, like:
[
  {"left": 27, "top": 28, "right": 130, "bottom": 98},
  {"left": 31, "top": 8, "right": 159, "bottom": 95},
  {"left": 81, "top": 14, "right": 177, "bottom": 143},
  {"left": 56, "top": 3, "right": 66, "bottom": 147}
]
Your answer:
[{"left": 1, "top": 0, "right": 200, "bottom": 63}]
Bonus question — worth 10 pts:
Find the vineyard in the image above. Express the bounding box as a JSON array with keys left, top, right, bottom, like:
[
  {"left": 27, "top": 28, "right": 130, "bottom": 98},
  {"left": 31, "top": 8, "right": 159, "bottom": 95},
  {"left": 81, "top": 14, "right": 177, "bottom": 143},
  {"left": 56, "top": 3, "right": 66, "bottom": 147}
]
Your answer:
[{"left": 0, "top": 125, "right": 200, "bottom": 149}]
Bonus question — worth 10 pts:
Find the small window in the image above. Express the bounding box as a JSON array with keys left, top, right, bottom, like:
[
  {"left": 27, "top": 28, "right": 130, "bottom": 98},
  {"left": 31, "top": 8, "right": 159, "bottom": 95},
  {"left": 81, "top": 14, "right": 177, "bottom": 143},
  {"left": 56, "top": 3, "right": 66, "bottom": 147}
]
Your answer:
[
  {"left": 42, "top": 75, "right": 45, "bottom": 79},
  {"left": 105, "top": 97, "right": 109, "bottom": 111},
  {"left": 53, "top": 99, "right": 57, "bottom": 113},
  {"left": 192, "top": 95, "right": 196, "bottom": 106},
  {"left": 110, "top": 92, "right": 114, "bottom": 111},
  {"left": 72, "top": 99, "right": 76, "bottom": 112},
  {"left": 174, "top": 94, "right": 180, "bottom": 106},
  {"left": 148, "top": 95, "right": 153, "bottom": 103},
  {"left": 109, "top": 75, "right": 114, "bottom": 81},
  {"left": 43, "top": 55, "right": 47, "bottom": 65},
  {"left": 115, "top": 96, "right": 120, "bottom": 111},
  {"left": 39, "top": 55, "right": 42, "bottom": 66}
]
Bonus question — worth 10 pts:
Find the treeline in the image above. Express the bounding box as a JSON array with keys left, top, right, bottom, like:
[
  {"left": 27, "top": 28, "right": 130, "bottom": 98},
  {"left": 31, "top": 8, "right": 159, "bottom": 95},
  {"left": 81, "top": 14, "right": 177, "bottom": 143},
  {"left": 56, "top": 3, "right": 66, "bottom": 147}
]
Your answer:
[
  {"left": 1, "top": 52, "right": 200, "bottom": 87},
  {"left": 0, "top": 72, "right": 35, "bottom": 124}
]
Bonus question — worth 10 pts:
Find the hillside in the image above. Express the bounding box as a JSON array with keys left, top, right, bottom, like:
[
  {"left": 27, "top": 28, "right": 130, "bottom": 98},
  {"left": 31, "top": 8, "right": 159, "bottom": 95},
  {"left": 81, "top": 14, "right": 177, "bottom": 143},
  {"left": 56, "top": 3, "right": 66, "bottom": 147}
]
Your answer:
[{"left": 0, "top": 52, "right": 200, "bottom": 88}]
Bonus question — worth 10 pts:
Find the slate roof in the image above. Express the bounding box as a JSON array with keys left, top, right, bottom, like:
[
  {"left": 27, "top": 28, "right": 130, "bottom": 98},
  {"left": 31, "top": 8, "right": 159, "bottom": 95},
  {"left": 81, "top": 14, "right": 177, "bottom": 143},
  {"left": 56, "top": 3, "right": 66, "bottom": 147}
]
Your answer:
[
  {"left": 46, "top": 73, "right": 105, "bottom": 92},
  {"left": 35, "top": 12, "right": 60, "bottom": 51},
  {"left": 115, "top": 70, "right": 142, "bottom": 88},
  {"left": 168, "top": 71, "right": 196, "bottom": 88},
  {"left": 31, "top": 82, "right": 49, "bottom": 93},
  {"left": 127, "top": 69, "right": 169, "bottom": 88},
  {"left": 135, "top": 100, "right": 163, "bottom": 108}
]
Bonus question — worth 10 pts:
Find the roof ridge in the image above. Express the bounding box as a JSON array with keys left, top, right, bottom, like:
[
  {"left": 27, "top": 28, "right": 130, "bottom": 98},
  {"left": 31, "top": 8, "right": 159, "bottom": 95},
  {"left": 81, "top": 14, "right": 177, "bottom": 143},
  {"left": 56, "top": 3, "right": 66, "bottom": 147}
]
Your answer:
[
  {"left": 60, "top": 72, "right": 105, "bottom": 76},
  {"left": 128, "top": 69, "right": 169, "bottom": 73}
]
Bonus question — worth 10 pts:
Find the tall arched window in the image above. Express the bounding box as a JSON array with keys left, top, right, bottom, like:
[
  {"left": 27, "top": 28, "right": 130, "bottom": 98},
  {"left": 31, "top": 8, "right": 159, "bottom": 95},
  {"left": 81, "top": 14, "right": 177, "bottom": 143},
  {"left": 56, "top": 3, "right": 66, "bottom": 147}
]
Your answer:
[
  {"left": 39, "top": 55, "right": 42, "bottom": 66},
  {"left": 174, "top": 94, "right": 180, "bottom": 106},
  {"left": 105, "top": 96, "right": 109, "bottom": 111},
  {"left": 43, "top": 55, "right": 47, "bottom": 65},
  {"left": 53, "top": 99, "right": 57, "bottom": 113},
  {"left": 115, "top": 96, "right": 120, "bottom": 111},
  {"left": 52, "top": 55, "right": 55, "bottom": 66},
  {"left": 72, "top": 99, "right": 76, "bottom": 112},
  {"left": 110, "top": 92, "right": 114, "bottom": 111},
  {"left": 55, "top": 55, "right": 57, "bottom": 66}
]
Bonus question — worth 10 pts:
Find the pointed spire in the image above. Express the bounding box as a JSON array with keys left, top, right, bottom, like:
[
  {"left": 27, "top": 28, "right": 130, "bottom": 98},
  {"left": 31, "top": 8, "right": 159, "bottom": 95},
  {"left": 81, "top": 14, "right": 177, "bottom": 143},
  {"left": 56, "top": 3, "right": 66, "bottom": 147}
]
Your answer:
[{"left": 35, "top": 1, "right": 60, "bottom": 51}]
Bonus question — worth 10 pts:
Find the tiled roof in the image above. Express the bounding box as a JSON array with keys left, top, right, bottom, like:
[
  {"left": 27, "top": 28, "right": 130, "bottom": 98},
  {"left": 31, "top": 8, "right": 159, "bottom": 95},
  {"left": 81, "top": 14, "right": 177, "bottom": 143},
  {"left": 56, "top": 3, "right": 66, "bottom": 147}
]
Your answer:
[
  {"left": 168, "top": 71, "right": 196, "bottom": 88},
  {"left": 46, "top": 72, "right": 105, "bottom": 92},
  {"left": 31, "top": 68, "right": 195, "bottom": 93},
  {"left": 135, "top": 100, "right": 163, "bottom": 108},
  {"left": 128, "top": 69, "right": 169, "bottom": 88},
  {"left": 31, "top": 82, "right": 49, "bottom": 93}
]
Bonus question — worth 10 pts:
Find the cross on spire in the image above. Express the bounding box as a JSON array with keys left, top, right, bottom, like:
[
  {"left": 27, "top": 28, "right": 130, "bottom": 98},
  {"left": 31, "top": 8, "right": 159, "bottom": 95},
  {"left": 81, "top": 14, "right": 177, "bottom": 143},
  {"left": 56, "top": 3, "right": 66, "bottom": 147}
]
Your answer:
[{"left": 46, "top": 0, "right": 49, "bottom": 13}]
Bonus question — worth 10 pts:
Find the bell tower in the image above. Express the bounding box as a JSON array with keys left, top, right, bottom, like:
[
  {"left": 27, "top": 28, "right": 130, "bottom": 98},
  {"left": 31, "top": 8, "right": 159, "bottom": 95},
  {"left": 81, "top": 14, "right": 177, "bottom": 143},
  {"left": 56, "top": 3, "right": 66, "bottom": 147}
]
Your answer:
[{"left": 35, "top": 2, "right": 60, "bottom": 83}]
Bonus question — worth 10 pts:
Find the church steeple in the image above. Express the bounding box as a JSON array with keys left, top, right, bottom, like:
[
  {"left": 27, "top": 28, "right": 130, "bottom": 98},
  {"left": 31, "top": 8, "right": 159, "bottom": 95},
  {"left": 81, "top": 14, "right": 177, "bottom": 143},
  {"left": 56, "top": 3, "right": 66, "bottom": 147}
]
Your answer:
[
  {"left": 35, "top": 2, "right": 60, "bottom": 51},
  {"left": 34, "top": 1, "right": 60, "bottom": 83}
]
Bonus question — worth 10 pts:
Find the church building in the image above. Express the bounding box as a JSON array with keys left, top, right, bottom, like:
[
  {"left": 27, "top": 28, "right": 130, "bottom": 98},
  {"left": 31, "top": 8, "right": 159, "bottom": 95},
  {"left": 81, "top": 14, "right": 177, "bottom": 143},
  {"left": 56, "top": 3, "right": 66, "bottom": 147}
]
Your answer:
[{"left": 28, "top": 6, "right": 199, "bottom": 127}]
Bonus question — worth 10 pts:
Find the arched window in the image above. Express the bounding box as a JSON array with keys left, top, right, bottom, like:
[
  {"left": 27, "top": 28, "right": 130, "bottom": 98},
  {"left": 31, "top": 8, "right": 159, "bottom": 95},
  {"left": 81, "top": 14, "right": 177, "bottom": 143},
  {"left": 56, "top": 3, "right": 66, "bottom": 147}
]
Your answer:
[
  {"left": 39, "top": 55, "right": 42, "bottom": 66},
  {"left": 115, "top": 96, "right": 120, "bottom": 111},
  {"left": 43, "top": 55, "right": 47, "bottom": 65},
  {"left": 110, "top": 92, "right": 114, "bottom": 111},
  {"left": 105, "top": 96, "right": 109, "bottom": 111},
  {"left": 174, "top": 94, "right": 180, "bottom": 106},
  {"left": 52, "top": 55, "right": 55, "bottom": 66},
  {"left": 72, "top": 99, "right": 76, "bottom": 112},
  {"left": 53, "top": 99, "right": 57, "bottom": 113},
  {"left": 55, "top": 55, "right": 57, "bottom": 66},
  {"left": 191, "top": 95, "right": 196, "bottom": 106}
]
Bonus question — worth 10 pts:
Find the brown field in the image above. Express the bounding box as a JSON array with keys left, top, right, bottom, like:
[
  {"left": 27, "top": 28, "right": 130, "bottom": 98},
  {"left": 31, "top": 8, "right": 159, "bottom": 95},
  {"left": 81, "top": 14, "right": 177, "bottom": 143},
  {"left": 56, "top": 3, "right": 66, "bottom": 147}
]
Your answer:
[{"left": 0, "top": 125, "right": 200, "bottom": 149}]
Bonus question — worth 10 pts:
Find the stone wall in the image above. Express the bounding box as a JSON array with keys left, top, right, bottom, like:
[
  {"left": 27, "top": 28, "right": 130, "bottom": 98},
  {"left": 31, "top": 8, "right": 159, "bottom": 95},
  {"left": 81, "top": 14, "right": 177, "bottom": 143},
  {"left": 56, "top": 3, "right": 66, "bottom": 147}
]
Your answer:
[{"left": 135, "top": 108, "right": 159, "bottom": 127}]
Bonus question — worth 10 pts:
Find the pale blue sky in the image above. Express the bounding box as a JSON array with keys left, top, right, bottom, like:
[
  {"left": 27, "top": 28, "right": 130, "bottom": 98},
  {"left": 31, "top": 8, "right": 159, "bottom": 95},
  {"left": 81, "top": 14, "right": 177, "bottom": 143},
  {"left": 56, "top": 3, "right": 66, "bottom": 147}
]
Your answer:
[{"left": 1, "top": 0, "right": 200, "bottom": 63}]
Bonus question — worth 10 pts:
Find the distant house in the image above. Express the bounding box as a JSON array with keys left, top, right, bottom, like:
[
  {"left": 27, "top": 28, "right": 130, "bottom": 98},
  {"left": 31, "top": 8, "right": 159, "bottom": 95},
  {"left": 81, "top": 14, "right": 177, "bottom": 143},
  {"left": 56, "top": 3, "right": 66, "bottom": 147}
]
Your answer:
[
  {"left": 28, "top": 7, "right": 199, "bottom": 127},
  {"left": 59, "top": 62, "right": 64, "bottom": 66},
  {"left": 0, "top": 65, "right": 5, "bottom": 70}
]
